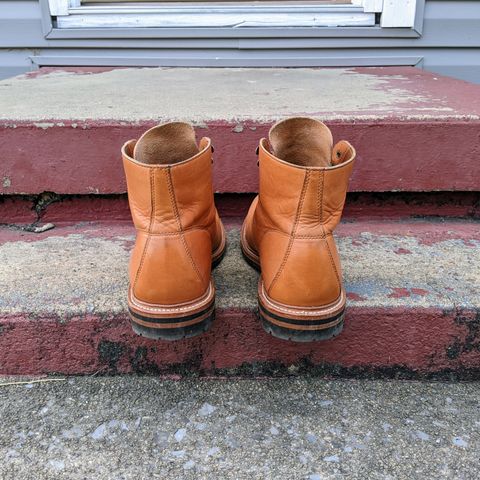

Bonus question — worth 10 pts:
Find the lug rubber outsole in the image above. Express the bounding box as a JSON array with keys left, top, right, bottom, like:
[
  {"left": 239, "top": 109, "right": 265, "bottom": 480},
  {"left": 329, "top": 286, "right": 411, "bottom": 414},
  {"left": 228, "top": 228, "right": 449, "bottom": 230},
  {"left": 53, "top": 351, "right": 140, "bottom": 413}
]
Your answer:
[
  {"left": 129, "top": 305, "right": 215, "bottom": 341},
  {"left": 261, "top": 314, "right": 344, "bottom": 342},
  {"left": 259, "top": 304, "right": 345, "bottom": 342}
]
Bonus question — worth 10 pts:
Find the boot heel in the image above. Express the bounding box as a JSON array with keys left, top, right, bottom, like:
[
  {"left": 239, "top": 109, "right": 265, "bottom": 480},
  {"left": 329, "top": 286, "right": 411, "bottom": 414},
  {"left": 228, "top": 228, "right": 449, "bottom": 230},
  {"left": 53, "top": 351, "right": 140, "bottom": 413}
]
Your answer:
[
  {"left": 130, "top": 307, "right": 215, "bottom": 341},
  {"left": 128, "top": 282, "right": 216, "bottom": 341},
  {"left": 259, "top": 306, "right": 344, "bottom": 342},
  {"left": 258, "top": 282, "right": 345, "bottom": 342}
]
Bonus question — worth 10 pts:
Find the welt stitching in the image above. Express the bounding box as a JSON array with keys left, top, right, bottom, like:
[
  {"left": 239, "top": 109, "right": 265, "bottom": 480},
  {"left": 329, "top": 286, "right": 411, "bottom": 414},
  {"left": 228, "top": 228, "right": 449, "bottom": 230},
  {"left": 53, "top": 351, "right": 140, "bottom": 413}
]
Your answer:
[
  {"left": 246, "top": 228, "right": 332, "bottom": 240},
  {"left": 261, "top": 283, "right": 345, "bottom": 316},
  {"left": 295, "top": 234, "right": 329, "bottom": 239},
  {"left": 130, "top": 283, "right": 213, "bottom": 313},
  {"left": 268, "top": 170, "right": 310, "bottom": 295},
  {"left": 135, "top": 227, "right": 210, "bottom": 236},
  {"left": 166, "top": 167, "right": 204, "bottom": 284},
  {"left": 133, "top": 168, "right": 155, "bottom": 290}
]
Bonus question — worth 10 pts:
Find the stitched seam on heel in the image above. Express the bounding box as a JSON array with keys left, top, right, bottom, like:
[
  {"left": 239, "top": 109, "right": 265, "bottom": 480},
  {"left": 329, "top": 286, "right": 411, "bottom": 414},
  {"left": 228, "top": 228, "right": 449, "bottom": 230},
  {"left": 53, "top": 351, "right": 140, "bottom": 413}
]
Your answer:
[
  {"left": 322, "top": 226, "right": 341, "bottom": 289},
  {"left": 167, "top": 167, "right": 205, "bottom": 284},
  {"left": 267, "top": 170, "right": 310, "bottom": 295},
  {"left": 318, "top": 171, "right": 341, "bottom": 290},
  {"left": 133, "top": 168, "right": 155, "bottom": 291},
  {"left": 318, "top": 169, "right": 325, "bottom": 224}
]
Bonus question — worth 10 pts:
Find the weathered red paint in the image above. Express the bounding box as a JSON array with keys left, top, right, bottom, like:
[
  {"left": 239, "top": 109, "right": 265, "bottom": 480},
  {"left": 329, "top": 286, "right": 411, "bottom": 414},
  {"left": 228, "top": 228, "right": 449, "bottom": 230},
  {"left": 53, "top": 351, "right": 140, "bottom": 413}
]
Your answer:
[
  {"left": 388, "top": 288, "right": 412, "bottom": 299},
  {"left": 0, "top": 216, "right": 479, "bottom": 247},
  {"left": 0, "top": 307, "right": 478, "bottom": 376},
  {"left": 1, "top": 120, "right": 480, "bottom": 195},
  {"left": 24, "top": 67, "right": 126, "bottom": 78},
  {"left": 411, "top": 288, "right": 429, "bottom": 297},
  {"left": 1, "top": 192, "right": 479, "bottom": 224},
  {"left": 334, "top": 220, "right": 480, "bottom": 246},
  {"left": 387, "top": 288, "right": 429, "bottom": 299},
  {"left": 346, "top": 292, "right": 367, "bottom": 301},
  {"left": 351, "top": 67, "right": 480, "bottom": 115}
]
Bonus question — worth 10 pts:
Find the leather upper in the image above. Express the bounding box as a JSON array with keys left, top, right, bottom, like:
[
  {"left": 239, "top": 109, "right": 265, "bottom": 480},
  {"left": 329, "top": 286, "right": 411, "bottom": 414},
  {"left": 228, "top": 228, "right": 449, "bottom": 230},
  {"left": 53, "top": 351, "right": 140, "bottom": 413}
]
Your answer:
[
  {"left": 122, "top": 124, "right": 223, "bottom": 306},
  {"left": 243, "top": 117, "right": 355, "bottom": 308}
]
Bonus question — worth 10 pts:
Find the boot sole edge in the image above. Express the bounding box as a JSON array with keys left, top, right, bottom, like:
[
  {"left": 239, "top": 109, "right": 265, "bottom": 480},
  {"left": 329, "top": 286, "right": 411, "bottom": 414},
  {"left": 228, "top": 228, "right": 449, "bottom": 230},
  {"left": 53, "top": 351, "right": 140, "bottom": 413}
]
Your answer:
[
  {"left": 259, "top": 305, "right": 345, "bottom": 342},
  {"left": 258, "top": 280, "right": 346, "bottom": 342},
  {"left": 129, "top": 306, "right": 215, "bottom": 341},
  {"left": 128, "top": 279, "right": 216, "bottom": 341}
]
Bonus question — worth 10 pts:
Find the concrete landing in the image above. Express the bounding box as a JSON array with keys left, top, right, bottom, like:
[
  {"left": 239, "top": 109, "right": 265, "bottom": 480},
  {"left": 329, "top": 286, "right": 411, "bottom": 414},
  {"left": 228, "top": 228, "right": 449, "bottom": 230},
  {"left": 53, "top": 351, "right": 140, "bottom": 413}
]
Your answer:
[
  {"left": 4, "top": 67, "right": 480, "bottom": 123},
  {"left": 0, "top": 219, "right": 479, "bottom": 376},
  {"left": 0, "top": 376, "right": 479, "bottom": 480},
  {"left": 1, "top": 67, "right": 479, "bottom": 194}
]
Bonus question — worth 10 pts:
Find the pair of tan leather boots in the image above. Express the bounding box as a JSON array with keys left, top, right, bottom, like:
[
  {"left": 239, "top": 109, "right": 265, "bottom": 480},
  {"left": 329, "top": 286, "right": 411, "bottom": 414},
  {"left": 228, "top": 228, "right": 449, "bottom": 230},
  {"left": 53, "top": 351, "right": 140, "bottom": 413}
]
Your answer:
[{"left": 122, "top": 117, "right": 355, "bottom": 343}]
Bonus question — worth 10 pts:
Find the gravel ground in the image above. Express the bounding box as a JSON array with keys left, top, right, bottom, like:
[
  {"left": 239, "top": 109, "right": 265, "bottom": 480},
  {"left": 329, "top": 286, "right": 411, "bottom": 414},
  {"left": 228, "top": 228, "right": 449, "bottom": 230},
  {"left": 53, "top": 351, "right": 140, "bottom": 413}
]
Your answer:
[{"left": 0, "top": 376, "right": 479, "bottom": 479}]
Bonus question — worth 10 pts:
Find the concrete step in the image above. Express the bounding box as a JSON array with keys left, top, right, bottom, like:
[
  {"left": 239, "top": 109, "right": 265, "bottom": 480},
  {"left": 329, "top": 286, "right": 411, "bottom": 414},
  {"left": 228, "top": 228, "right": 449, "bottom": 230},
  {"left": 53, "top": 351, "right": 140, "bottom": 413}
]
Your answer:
[
  {"left": 1, "top": 66, "right": 480, "bottom": 195},
  {"left": 0, "top": 217, "right": 479, "bottom": 377},
  {"left": 1, "top": 376, "right": 478, "bottom": 479}
]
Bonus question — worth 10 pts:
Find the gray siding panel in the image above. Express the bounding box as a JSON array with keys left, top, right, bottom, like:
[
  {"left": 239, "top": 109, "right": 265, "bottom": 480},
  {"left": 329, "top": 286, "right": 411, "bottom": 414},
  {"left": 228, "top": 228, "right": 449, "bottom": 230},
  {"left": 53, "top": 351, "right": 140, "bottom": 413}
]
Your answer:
[
  {"left": 0, "top": 49, "right": 36, "bottom": 78},
  {"left": 0, "top": 0, "right": 479, "bottom": 83},
  {"left": 0, "top": 2, "right": 46, "bottom": 47}
]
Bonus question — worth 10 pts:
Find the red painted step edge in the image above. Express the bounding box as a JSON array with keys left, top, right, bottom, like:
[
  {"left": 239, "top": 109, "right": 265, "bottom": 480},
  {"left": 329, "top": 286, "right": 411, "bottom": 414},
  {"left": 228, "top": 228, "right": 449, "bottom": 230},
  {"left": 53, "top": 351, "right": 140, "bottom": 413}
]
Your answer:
[
  {"left": 0, "top": 307, "right": 478, "bottom": 377},
  {"left": 1, "top": 120, "right": 480, "bottom": 195},
  {"left": 2, "top": 192, "right": 479, "bottom": 225}
]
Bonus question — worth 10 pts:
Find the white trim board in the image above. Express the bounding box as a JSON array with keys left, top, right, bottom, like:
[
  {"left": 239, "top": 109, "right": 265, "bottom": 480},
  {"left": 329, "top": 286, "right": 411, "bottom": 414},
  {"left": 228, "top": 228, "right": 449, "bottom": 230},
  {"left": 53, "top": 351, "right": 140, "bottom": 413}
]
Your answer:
[
  {"left": 352, "top": 0, "right": 384, "bottom": 13},
  {"left": 381, "top": 0, "right": 417, "bottom": 28},
  {"left": 54, "top": 4, "right": 375, "bottom": 29},
  {"left": 48, "top": 0, "right": 418, "bottom": 29}
]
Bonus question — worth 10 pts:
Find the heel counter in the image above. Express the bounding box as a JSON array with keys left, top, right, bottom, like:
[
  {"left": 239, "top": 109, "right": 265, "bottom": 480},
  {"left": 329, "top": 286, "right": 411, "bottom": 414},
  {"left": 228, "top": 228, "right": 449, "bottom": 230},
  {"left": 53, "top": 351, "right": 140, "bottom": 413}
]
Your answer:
[
  {"left": 267, "top": 236, "right": 342, "bottom": 308},
  {"left": 131, "top": 229, "right": 211, "bottom": 305}
]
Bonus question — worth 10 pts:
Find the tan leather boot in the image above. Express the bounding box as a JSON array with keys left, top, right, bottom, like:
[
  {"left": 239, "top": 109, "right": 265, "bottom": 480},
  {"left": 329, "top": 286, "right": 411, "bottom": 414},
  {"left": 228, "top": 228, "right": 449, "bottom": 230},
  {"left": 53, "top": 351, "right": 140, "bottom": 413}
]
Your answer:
[
  {"left": 241, "top": 117, "right": 355, "bottom": 342},
  {"left": 122, "top": 122, "right": 226, "bottom": 340}
]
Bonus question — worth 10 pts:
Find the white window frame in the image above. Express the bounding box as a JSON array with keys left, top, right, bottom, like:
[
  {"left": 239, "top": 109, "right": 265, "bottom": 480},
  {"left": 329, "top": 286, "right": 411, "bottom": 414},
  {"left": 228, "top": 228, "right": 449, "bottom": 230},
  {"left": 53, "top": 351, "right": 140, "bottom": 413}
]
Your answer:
[
  {"left": 49, "top": 2, "right": 374, "bottom": 29},
  {"left": 47, "top": 0, "right": 418, "bottom": 30}
]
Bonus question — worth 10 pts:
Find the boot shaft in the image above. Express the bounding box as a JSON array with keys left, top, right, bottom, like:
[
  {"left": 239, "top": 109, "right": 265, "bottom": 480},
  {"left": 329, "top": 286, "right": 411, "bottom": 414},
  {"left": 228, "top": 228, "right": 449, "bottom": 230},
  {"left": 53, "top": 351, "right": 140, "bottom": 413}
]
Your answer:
[
  {"left": 122, "top": 126, "right": 215, "bottom": 234},
  {"left": 257, "top": 118, "right": 355, "bottom": 236}
]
